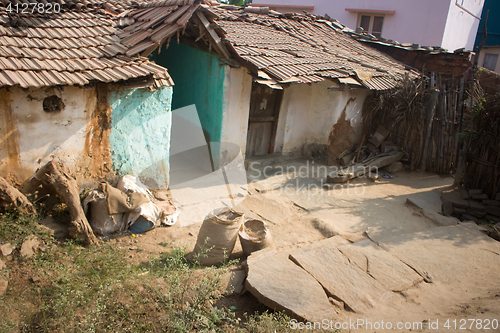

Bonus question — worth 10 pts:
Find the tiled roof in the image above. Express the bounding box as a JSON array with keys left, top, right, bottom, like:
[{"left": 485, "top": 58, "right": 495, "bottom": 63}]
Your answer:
[
  {"left": 205, "top": 6, "right": 419, "bottom": 90},
  {"left": 0, "top": 0, "right": 418, "bottom": 90},
  {"left": 118, "top": 2, "right": 419, "bottom": 90},
  {"left": 117, "top": 0, "right": 200, "bottom": 57},
  {"left": 0, "top": 0, "right": 174, "bottom": 88},
  {"left": 342, "top": 27, "right": 473, "bottom": 76}
]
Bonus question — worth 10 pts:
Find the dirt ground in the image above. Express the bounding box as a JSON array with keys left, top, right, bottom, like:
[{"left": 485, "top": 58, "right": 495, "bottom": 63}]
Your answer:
[{"left": 105, "top": 157, "right": 500, "bottom": 332}]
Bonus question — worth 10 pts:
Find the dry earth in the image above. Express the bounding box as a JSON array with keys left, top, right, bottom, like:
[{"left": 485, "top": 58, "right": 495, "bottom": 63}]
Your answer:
[{"left": 105, "top": 158, "right": 500, "bottom": 332}]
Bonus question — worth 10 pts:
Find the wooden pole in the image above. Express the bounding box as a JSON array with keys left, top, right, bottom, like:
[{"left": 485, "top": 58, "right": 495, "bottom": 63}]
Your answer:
[{"left": 420, "top": 88, "right": 440, "bottom": 171}]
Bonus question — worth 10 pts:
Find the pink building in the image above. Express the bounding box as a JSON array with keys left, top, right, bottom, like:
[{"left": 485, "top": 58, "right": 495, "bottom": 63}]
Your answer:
[{"left": 251, "top": 0, "right": 484, "bottom": 52}]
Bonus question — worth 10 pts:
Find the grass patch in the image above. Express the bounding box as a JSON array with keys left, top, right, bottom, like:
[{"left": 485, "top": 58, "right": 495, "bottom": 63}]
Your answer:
[
  {"left": 0, "top": 211, "right": 330, "bottom": 332},
  {"left": 0, "top": 237, "right": 300, "bottom": 332},
  {"left": 0, "top": 212, "right": 51, "bottom": 247}
]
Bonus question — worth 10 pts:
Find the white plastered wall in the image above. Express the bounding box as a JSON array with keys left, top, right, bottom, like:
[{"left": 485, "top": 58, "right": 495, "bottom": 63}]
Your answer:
[
  {"left": 275, "top": 80, "right": 372, "bottom": 155},
  {"left": 0, "top": 85, "right": 95, "bottom": 181},
  {"left": 219, "top": 70, "right": 372, "bottom": 159},
  {"left": 477, "top": 46, "right": 500, "bottom": 73}
]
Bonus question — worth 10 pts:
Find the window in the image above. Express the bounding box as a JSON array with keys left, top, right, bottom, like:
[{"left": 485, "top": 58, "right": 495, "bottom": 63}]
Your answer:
[
  {"left": 357, "top": 14, "right": 384, "bottom": 38},
  {"left": 483, "top": 53, "right": 498, "bottom": 71}
]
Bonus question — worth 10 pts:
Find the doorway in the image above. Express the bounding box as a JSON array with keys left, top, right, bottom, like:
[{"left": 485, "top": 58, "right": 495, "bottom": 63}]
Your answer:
[{"left": 245, "top": 83, "right": 283, "bottom": 157}]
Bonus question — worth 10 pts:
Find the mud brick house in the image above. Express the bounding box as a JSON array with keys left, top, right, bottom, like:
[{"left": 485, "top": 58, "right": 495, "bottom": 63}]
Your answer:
[
  {"left": 0, "top": 0, "right": 419, "bottom": 187},
  {"left": 115, "top": 1, "right": 418, "bottom": 163},
  {"left": 0, "top": 0, "right": 174, "bottom": 187}
]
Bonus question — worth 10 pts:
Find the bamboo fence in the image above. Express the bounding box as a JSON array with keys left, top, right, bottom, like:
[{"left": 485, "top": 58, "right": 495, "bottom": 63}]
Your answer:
[
  {"left": 362, "top": 75, "right": 463, "bottom": 174},
  {"left": 462, "top": 75, "right": 500, "bottom": 197}
]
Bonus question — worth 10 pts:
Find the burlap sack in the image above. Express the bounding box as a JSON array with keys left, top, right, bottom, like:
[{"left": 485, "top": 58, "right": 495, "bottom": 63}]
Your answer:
[
  {"left": 192, "top": 209, "right": 244, "bottom": 266},
  {"left": 238, "top": 218, "right": 274, "bottom": 256}
]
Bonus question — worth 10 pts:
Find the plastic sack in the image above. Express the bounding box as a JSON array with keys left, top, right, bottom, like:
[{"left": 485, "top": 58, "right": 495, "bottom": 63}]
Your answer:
[
  {"left": 117, "top": 175, "right": 156, "bottom": 203},
  {"left": 118, "top": 175, "right": 178, "bottom": 230}
]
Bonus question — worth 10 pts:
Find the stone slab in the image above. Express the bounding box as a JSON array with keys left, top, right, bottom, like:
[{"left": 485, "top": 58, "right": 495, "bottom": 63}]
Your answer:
[
  {"left": 483, "top": 200, "right": 500, "bottom": 207},
  {"left": 451, "top": 199, "right": 470, "bottom": 209},
  {"left": 469, "top": 200, "right": 486, "bottom": 210},
  {"left": 298, "top": 235, "right": 350, "bottom": 252},
  {"left": 485, "top": 206, "right": 500, "bottom": 217},
  {"left": 486, "top": 214, "right": 500, "bottom": 223},
  {"left": 468, "top": 189, "right": 483, "bottom": 196},
  {"left": 376, "top": 224, "right": 500, "bottom": 284},
  {"left": 453, "top": 207, "right": 467, "bottom": 215},
  {"left": 462, "top": 213, "right": 479, "bottom": 223},
  {"left": 289, "top": 244, "right": 393, "bottom": 313},
  {"left": 458, "top": 221, "right": 488, "bottom": 233},
  {"left": 337, "top": 240, "right": 423, "bottom": 292},
  {"left": 471, "top": 193, "right": 489, "bottom": 201},
  {"left": 39, "top": 217, "right": 69, "bottom": 240},
  {"left": 246, "top": 249, "right": 336, "bottom": 321},
  {"left": 442, "top": 201, "right": 454, "bottom": 216},
  {"left": 442, "top": 189, "right": 469, "bottom": 209},
  {"left": 467, "top": 208, "right": 486, "bottom": 218},
  {"left": 406, "top": 191, "right": 442, "bottom": 213},
  {"left": 238, "top": 194, "right": 293, "bottom": 225},
  {"left": 366, "top": 225, "right": 430, "bottom": 243},
  {"left": 406, "top": 192, "right": 458, "bottom": 227}
]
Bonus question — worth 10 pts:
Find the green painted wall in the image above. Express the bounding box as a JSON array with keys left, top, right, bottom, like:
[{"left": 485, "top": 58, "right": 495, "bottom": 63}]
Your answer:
[
  {"left": 151, "top": 42, "right": 226, "bottom": 145},
  {"left": 108, "top": 85, "right": 173, "bottom": 189}
]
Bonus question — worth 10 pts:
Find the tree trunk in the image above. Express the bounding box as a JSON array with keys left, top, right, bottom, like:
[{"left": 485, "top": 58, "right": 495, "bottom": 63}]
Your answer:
[
  {"left": 33, "top": 160, "right": 98, "bottom": 245},
  {"left": 0, "top": 177, "right": 36, "bottom": 214}
]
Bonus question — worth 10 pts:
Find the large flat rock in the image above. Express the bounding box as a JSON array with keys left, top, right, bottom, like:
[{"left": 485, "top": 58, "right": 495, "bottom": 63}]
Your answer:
[
  {"left": 289, "top": 244, "right": 393, "bottom": 313},
  {"left": 406, "top": 191, "right": 458, "bottom": 226},
  {"left": 238, "top": 194, "right": 294, "bottom": 225},
  {"left": 245, "top": 249, "right": 336, "bottom": 321},
  {"left": 406, "top": 191, "right": 442, "bottom": 212},
  {"left": 380, "top": 224, "right": 500, "bottom": 285},
  {"left": 298, "top": 235, "right": 350, "bottom": 251},
  {"left": 337, "top": 239, "right": 423, "bottom": 292}
]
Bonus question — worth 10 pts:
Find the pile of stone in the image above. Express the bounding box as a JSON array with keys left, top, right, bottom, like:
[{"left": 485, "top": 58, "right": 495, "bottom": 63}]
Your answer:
[{"left": 442, "top": 189, "right": 500, "bottom": 225}]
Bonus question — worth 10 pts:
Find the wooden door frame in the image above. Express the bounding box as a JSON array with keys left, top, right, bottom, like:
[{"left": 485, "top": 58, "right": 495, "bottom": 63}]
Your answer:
[
  {"left": 268, "top": 89, "right": 283, "bottom": 154},
  {"left": 246, "top": 83, "right": 284, "bottom": 156}
]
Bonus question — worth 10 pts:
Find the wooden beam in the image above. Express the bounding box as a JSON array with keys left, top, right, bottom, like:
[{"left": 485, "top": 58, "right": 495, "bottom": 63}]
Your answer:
[
  {"left": 196, "top": 11, "right": 231, "bottom": 60},
  {"left": 141, "top": 44, "right": 158, "bottom": 57},
  {"left": 195, "top": 30, "right": 207, "bottom": 42}
]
